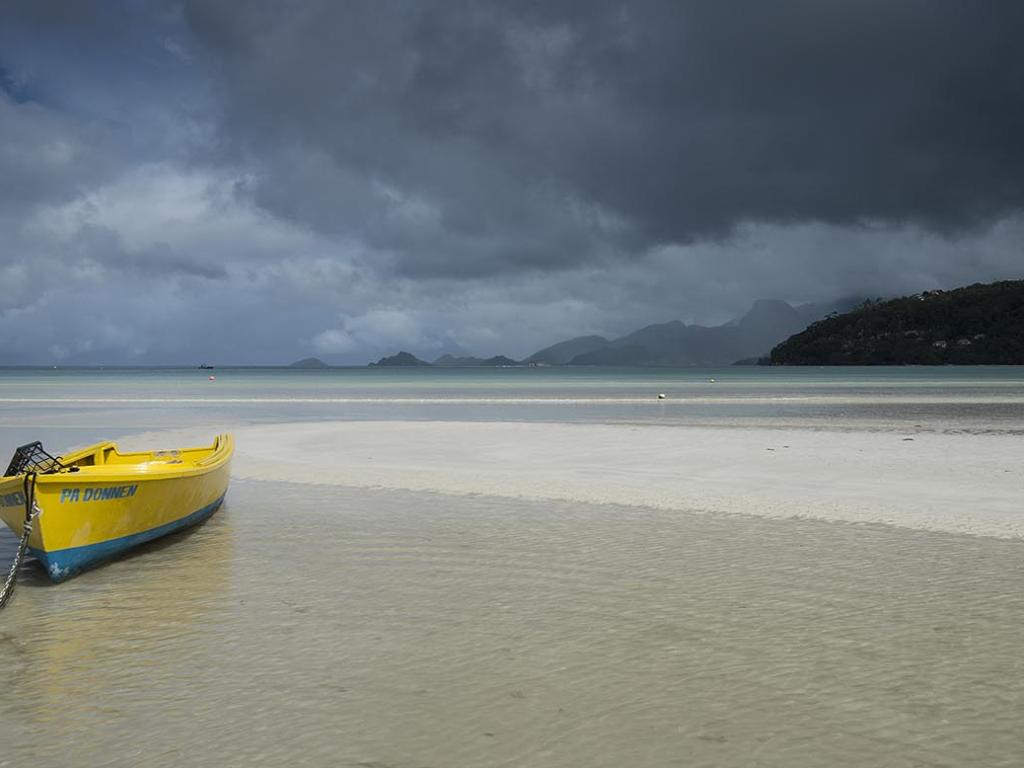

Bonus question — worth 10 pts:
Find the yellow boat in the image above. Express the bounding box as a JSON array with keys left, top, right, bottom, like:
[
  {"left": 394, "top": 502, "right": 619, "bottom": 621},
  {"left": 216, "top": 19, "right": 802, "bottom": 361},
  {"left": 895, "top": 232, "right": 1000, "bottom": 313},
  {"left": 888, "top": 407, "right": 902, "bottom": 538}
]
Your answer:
[{"left": 0, "top": 435, "right": 232, "bottom": 583}]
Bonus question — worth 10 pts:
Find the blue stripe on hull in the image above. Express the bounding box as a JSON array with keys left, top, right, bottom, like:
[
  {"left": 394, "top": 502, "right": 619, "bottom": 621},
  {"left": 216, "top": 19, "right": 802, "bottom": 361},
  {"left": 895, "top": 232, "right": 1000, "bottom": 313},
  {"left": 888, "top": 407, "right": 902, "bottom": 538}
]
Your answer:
[{"left": 30, "top": 494, "right": 226, "bottom": 583}]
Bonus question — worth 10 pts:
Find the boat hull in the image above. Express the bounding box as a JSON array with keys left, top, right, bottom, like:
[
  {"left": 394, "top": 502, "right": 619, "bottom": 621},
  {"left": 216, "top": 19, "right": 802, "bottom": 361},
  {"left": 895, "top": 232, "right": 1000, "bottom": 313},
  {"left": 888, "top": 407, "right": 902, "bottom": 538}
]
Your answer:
[
  {"left": 0, "top": 435, "right": 232, "bottom": 582},
  {"left": 29, "top": 493, "right": 226, "bottom": 582}
]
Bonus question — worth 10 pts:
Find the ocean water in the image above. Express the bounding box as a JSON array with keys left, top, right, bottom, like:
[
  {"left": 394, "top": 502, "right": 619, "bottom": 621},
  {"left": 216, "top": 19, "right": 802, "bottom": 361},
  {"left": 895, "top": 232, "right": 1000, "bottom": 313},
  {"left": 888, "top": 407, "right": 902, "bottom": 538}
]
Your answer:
[
  {"left": 1, "top": 367, "right": 1023, "bottom": 766},
  {"left": 1, "top": 365, "right": 1023, "bottom": 450}
]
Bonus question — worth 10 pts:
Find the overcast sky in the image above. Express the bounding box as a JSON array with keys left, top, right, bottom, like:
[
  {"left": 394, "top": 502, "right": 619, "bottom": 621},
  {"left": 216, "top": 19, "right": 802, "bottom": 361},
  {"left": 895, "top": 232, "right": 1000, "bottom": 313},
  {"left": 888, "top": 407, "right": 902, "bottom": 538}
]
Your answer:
[{"left": 1, "top": 1, "right": 1022, "bottom": 365}]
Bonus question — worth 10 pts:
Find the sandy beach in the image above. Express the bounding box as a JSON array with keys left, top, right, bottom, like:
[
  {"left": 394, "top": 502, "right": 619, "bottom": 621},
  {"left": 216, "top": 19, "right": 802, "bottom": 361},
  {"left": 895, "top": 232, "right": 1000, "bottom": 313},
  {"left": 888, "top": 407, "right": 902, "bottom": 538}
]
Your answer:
[
  {"left": 4, "top": 366, "right": 1024, "bottom": 767},
  {"left": 129, "top": 419, "right": 1024, "bottom": 539}
]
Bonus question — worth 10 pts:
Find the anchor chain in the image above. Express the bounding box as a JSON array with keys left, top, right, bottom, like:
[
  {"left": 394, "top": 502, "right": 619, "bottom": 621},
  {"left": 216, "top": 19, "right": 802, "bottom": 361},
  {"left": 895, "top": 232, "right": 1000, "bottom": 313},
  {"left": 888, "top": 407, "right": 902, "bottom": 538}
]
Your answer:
[{"left": 0, "top": 474, "right": 41, "bottom": 610}]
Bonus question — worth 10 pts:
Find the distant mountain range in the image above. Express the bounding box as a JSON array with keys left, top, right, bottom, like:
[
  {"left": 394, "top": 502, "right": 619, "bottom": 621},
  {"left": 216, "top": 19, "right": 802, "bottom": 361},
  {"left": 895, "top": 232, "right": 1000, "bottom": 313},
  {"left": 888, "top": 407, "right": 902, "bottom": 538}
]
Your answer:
[
  {"left": 367, "top": 297, "right": 864, "bottom": 367},
  {"left": 770, "top": 280, "right": 1024, "bottom": 365},
  {"left": 524, "top": 298, "right": 861, "bottom": 367}
]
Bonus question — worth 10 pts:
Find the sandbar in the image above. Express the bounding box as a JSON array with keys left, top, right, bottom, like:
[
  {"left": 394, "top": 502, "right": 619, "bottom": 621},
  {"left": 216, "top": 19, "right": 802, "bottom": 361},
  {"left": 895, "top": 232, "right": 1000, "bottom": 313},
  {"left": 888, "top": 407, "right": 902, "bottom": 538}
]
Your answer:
[{"left": 129, "top": 420, "right": 1024, "bottom": 539}]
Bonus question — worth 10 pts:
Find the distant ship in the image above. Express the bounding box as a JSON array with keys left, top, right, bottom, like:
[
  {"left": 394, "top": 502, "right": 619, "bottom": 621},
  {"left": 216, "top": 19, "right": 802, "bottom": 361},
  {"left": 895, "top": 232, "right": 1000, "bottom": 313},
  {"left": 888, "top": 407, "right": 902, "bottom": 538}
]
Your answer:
[{"left": 198, "top": 364, "right": 215, "bottom": 370}]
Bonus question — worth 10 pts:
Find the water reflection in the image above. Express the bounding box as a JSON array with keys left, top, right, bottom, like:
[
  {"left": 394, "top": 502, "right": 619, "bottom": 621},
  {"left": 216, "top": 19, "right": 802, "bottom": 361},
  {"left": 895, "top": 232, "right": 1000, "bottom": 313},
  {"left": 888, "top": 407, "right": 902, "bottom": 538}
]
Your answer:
[
  {"left": 3, "top": 482, "right": 1021, "bottom": 767},
  {"left": 1, "top": 506, "right": 234, "bottom": 762}
]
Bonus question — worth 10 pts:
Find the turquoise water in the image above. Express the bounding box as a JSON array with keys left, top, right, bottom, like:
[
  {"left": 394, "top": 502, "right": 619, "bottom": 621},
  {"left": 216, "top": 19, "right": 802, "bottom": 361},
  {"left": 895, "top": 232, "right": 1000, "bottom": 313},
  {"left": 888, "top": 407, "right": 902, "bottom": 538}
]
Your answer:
[
  {"left": 2, "top": 366, "right": 1023, "bottom": 455},
  {"left": 4, "top": 364, "right": 1024, "bottom": 401}
]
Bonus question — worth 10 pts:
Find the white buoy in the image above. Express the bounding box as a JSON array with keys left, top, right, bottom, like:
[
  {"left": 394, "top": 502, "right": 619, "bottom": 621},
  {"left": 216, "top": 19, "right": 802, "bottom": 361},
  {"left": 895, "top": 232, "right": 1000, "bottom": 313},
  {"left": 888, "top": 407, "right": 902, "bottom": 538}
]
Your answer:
[
  {"left": 209, "top": 375, "right": 216, "bottom": 381},
  {"left": 709, "top": 378, "right": 716, "bottom": 383},
  {"left": 657, "top": 393, "right": 666, "bottom": 399}
]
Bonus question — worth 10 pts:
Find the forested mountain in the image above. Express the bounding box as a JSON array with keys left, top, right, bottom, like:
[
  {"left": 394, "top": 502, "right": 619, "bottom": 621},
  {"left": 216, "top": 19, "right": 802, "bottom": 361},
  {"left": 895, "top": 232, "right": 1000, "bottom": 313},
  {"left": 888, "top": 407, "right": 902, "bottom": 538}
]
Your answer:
[{"left": 770, "top": 281, "right": 1024, "bottom": 365}]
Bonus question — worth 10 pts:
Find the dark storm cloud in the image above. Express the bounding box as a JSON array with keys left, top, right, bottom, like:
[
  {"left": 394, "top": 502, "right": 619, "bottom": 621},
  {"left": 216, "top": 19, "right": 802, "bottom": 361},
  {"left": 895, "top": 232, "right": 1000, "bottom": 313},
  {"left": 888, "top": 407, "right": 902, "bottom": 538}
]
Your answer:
[
  {"left": 0, "top": 0, "right": 197, "bottom": 216},
  {"left": 2, "top": 1, "right": 1023, "bottom": 366},
  {"left": 181, "top": 0, "right": 1024, "bottom": 277}
]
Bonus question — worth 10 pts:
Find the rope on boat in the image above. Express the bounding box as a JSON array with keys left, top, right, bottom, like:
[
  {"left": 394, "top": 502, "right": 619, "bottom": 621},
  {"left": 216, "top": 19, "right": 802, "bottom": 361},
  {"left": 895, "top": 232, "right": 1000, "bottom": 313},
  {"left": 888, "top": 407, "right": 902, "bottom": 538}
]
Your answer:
[{"left": 0, "top": 474, "right": 40, "bottom": 610}]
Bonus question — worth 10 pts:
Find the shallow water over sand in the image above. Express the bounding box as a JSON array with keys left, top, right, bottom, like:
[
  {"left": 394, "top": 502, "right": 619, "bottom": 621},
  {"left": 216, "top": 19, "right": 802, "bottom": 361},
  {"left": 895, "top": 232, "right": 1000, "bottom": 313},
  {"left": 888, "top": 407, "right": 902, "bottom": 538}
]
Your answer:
[{"left": 2, "top": 480, "right": 1022, "bottom": 767}]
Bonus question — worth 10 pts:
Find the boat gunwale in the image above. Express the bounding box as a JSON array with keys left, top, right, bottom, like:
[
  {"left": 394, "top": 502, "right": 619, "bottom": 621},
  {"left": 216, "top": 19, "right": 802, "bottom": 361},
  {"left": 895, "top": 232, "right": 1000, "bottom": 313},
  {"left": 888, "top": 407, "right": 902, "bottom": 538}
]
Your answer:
[{"left": 30, "top": 433, "right": 234, "bottom": 485}]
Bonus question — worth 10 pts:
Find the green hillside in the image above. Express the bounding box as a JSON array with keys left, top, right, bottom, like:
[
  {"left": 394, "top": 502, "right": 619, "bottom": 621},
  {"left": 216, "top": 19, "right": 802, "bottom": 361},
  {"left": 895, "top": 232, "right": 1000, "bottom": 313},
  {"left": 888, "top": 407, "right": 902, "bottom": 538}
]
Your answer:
[{"left": 770, "top": 280, "right": 1024, "bottom": 365}]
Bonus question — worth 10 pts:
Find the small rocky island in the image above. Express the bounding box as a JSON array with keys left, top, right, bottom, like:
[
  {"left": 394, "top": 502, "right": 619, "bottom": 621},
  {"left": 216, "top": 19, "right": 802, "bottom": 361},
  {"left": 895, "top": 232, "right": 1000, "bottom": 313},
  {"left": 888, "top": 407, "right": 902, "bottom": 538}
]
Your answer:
[
  {"left": 770, "top": 280, "right": 1024, "bottom": 365},
  {"left": 369, "top": 351, "right": 432, "bottom": 367},
  {"left": 433, "top": 354, "right": 519, "bottom": 367},
  {"left": 369, "top": 351, "right": 521, "bottom": 367},
  {"left": 289, "top": 357, "right": 329, "bottom": 368}
]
